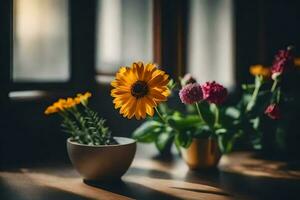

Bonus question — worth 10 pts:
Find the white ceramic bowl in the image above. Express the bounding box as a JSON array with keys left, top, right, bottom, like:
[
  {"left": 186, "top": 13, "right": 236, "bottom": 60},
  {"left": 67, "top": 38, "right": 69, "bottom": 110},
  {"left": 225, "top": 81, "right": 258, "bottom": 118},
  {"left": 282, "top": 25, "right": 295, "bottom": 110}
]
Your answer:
[{"left": 67, "top": 137, "right": 136, "bottom": 181}]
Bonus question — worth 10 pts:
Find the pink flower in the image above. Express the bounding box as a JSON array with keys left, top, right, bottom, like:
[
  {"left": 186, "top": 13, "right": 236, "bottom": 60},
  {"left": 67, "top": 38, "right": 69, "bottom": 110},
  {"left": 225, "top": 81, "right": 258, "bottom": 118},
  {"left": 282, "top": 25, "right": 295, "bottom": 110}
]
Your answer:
[
  {"left": 180, "top": 73, "right": 197, "bottom": 87},
  {"left": 271, "top": 48, "right": 294, "bottom": 79},
  {"left": 179, "top": 83, "right": 203, "bottom": 104},
  {"left": 202, "top": 81, "right": 228, "bottom": 105},
  {"left": 264, "top": 104, "right": 281, "bottom": 120}
]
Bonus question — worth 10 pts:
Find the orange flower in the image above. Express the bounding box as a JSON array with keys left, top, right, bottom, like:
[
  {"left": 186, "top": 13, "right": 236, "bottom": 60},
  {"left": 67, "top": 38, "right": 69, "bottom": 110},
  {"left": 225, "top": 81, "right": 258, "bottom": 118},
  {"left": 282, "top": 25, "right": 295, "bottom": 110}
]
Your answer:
[
  {"left": 63, "top": 98, "right": 77, "bottom": 109},
  {"left": 294, "top": 58, "right": 300, "bottom": 68},
  {"left": 249, "top": 65, "right": 271, "bottom": 79},
  {"left": 45, "top": 92, "right": 92, "bottom": 115},
  {"left": 111, "top": 62, "right": 170, "bottom": 120},
  {"left": 44, "top": 105, "right": 60, "bottom": 115},
  {"left": 75, "top": 92, "right": 92, "bottom": 104}
]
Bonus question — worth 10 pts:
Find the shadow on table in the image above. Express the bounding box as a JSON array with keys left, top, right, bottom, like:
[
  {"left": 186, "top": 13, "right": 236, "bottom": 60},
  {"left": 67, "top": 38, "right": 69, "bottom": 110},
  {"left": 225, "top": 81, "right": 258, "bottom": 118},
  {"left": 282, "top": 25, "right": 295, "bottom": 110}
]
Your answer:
[
  {"left": 84, "top": 179, "right": 182, "bottom": 200},
  {"left": 84, "top": 167, "right": 233, "bottom": 200},
  {"left": 220, "top": 171, "right": 300, "bottom": 200},
  {"left": 128, "top": 167, "right": 174, "bottom": 179}
]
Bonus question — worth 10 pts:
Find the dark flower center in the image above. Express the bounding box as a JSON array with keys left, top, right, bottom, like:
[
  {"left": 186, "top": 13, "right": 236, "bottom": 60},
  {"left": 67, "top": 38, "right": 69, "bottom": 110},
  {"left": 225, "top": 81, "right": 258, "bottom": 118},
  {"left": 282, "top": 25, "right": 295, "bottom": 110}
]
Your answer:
[{"left": 131, "top": 81, "right": 149, "bottom": 98}]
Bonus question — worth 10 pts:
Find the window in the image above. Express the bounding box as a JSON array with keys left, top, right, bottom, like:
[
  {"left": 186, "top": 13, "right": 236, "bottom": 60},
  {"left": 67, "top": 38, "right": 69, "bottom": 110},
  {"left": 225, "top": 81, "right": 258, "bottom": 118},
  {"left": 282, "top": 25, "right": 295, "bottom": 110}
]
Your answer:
[
  {"left": 187, "top": 0, "right": 234, "bottom": 88},
  {"left": 13, "top": 0, "right": 69, "bottom": 82},
  {"left": 96, "top": 0, "right": 153, "bottom": 74}
]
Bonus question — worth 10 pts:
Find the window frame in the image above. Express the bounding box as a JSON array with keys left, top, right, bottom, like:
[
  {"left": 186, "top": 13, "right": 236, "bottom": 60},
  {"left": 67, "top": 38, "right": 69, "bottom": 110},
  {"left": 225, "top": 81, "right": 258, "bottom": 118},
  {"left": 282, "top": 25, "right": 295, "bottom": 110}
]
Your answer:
[
  {"left": 1, "top": 0, "right": 99, "bottom": 94},
  {"left": 0, "top": 0, "right": 189, "bottom": 97}
]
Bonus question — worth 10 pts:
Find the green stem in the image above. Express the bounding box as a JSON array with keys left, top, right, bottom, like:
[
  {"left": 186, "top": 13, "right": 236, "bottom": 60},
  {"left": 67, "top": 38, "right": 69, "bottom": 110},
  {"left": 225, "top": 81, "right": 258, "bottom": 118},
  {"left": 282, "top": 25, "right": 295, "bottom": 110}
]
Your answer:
[
  {"left": 195, "top": 102, "right": 206, "bottom": 123},
  {"left": 69, "top": 108, "right": 91, "bottom": 141},
  {"left": 59, "top": 112, "right": 77, "bottom": 137},
  {"left": 276, "top": 87, "right": 281, "bottom": 103},
  {"left": 246, "top": 78, "right": 262, "bottom": 112},
  {"left": 271, "top": 79, "right": 278, "bottom": 92},
  {"left": 154, "top": 107, "right": 181, "bottom": 137},
  {"left": 214, "top": 104, "right": 220, "bottom": 127},
  {"left": 154, "top": 107, "right": 167, "bottom": 124}
]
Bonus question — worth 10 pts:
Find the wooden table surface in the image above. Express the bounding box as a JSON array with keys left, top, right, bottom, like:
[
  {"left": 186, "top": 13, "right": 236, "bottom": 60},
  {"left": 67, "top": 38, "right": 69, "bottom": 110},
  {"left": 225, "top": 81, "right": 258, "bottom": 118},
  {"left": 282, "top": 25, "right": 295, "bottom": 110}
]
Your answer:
[{"left": 1, "top": 144, "right": 299, "bottom": 200}]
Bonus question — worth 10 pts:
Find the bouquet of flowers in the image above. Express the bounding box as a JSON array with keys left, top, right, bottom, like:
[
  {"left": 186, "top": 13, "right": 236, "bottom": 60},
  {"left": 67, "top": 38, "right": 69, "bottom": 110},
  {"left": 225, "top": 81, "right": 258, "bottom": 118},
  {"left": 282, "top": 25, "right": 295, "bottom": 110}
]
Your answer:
[{"left": 111, "top": 46, "right": 300, "bottom": 158}]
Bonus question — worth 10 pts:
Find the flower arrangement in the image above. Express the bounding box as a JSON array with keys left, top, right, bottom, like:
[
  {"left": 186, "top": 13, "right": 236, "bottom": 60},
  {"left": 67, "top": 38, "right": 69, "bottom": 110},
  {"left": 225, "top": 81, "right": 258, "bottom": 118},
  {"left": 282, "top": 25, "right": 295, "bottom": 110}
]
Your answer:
[
  {"left": 112, "top": 46, "right": 300, "bottom": 157},
  {"left": 45, "top": 92, "right": 116, "bottom": 145},
  {"left": 111, "top": 62, "right": 236, "bottom": 155}
]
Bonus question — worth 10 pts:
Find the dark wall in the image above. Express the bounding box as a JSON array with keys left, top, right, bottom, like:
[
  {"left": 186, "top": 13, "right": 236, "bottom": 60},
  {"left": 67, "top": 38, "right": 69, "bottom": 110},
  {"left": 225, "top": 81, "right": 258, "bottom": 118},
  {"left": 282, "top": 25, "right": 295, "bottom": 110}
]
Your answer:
[{"left": 235, "top": 0, "right": 300, "bottom": 85}]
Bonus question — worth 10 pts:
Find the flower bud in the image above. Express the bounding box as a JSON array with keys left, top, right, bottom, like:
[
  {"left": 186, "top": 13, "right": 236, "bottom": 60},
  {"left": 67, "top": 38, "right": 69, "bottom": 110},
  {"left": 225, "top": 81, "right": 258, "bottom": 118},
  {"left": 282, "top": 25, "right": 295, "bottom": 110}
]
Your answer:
[
  {"left": 264, "top": 104, "right": 281, "bottom": 120},
  {"left": 271, "top": 48, "right": 294, "bottom": 80},
  {"left": 180, "top": 73, "right": 197, "bottom": 87}
]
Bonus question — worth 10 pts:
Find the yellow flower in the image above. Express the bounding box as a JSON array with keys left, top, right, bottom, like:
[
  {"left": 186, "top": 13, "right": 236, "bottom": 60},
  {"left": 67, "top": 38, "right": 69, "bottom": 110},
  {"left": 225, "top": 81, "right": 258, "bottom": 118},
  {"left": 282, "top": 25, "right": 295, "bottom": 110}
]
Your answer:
[
  {"left": 53, "top": 99, "right": 67, "bottom": 111},
  {"left": 44, "top": 105, "right": 59, "bottom": 115},
  {"left": 44, "top": 99, "right": 66, "bottom": 115},
  {"left": 44, "top": 97, "right": 78, "bottom": 115},
  {"left": 63, "top": 98, "right": 76, "bottom": 108},
  {"left": 75, "top": 92, "right": 92, "bottom": 104},
  {"left": 249, "top": 65, "right": 271, "bottom": 78},
  {"left": 111, "top": 62, "right": 170, "bottom": 120}
]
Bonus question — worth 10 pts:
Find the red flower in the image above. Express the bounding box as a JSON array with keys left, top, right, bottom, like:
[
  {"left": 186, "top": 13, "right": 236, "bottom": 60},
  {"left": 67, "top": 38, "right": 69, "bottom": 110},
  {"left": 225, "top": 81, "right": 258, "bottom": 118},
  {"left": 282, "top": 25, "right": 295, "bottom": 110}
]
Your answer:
[
  {"left": 179, "top": 83, "right": 203, "bottom": 104},
  {"left": 202, "top": 81, "right": 228, "bottom": 105},
  {"left": 271, "top": 48, "right": 294, "bottom": 79},
  {"left": 264, "top": 104, "right": 281, "bottom": 120}
]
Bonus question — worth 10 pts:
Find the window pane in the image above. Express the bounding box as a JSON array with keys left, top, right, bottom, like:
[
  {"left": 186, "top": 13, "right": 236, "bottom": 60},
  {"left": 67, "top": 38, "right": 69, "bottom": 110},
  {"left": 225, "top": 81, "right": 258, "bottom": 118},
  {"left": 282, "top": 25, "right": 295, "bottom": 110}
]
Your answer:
[
  {"left": 13, "top": 0, "right": 69, "bottom": 82},
  {"left": 96, "top": 0, "right": 153, "bottom": 74},
  {"left": 187, "top": 0, "right": 234, "bottom": 88}
]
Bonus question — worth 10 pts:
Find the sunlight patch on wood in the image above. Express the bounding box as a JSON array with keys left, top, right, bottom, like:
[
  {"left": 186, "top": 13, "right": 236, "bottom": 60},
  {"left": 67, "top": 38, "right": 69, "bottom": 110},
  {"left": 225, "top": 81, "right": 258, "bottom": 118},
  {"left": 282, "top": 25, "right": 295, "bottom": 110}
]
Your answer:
[
  {"left": 124, "top": 175, "right": 232, "bottom": 200},
  {"left": 0, "top": 171, "right": 132, "bottom": 200},
  {"left": 131, "top": 158, "right": 189, "bottom": 178}
]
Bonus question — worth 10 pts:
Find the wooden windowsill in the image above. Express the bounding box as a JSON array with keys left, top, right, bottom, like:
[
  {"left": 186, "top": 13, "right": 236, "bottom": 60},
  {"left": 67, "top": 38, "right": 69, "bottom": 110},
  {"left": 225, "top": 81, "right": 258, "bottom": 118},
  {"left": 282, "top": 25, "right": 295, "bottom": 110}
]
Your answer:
[{"left": 1, "top": 144, "right": 299, "bottom": 200}]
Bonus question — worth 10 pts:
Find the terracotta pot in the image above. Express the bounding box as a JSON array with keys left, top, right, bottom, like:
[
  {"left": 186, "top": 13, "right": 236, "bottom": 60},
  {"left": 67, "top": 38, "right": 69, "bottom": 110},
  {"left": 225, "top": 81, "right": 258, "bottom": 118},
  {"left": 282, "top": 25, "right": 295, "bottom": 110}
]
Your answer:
[
  {"left": 180, "top": 138, "right": 221, "bottom": 169},
  {"left": 67, "top": 137, "right": 136, "bottom": 181}
]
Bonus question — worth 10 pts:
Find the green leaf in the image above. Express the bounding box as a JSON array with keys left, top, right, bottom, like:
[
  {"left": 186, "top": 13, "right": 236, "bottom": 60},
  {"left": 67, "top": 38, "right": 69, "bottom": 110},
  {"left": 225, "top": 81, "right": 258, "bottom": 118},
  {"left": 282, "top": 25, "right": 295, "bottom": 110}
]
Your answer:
[
  {"left": 168, "top": 115, "right": 200, "bottom": 131},
  {"left": 242, "top": 94, "right": 252, "bottom": 107},
  {"left": 217, "top": 135, "right": 226, "bottom": 153},
  {"left": 197, "top": 102, "right": 215, "bottom": 128},
  {"left": 225, "top": 107, "right": 240, "bottom": 119},
  {"left": 167, "top": 79, "right": 177, "bottom": 90},
  {"left": 175, "top": 130, "right": 193, "bottom": 148},
  {"left": 250, "top": 117, "right": 260, "bottom": 130},
  {"left": 217, "top": 130, "right": 242, "bottom": 154},
  {"left": 132, "top": 120, "right": 163, "bottom": 143},
  {"left": 242, "top": 84, "right": 255, "bottom": 93},
  {"left": 155, "top": 127, "right": 174, "bottom": 152},
  {"left": 215, "top": 128, "right": 227, "bottom": 135},
  {"left": 193, "top": 124, "right": 211, "bottom": 138},
  {"left": 83, "top": 107, "right": 113, "bottom": 145}
]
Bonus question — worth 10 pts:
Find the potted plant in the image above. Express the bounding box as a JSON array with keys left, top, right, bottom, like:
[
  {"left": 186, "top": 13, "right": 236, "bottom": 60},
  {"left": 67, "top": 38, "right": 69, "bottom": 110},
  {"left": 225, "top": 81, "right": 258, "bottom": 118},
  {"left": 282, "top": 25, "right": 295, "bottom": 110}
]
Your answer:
[
  {"left": 230, "top": 46, "right": 300, "bottom": 160},
  {"left": 133, "top": 79, "right": 234, "bottom": 169},
  {"left": 111, "top": 62, "right": 238, "bottom": 169},
  {"left": 176, "top": 81, "right": 232, "bottom": 169},
  {"left": 44, "top": 92, "right": 136, "bottom": 181}
]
